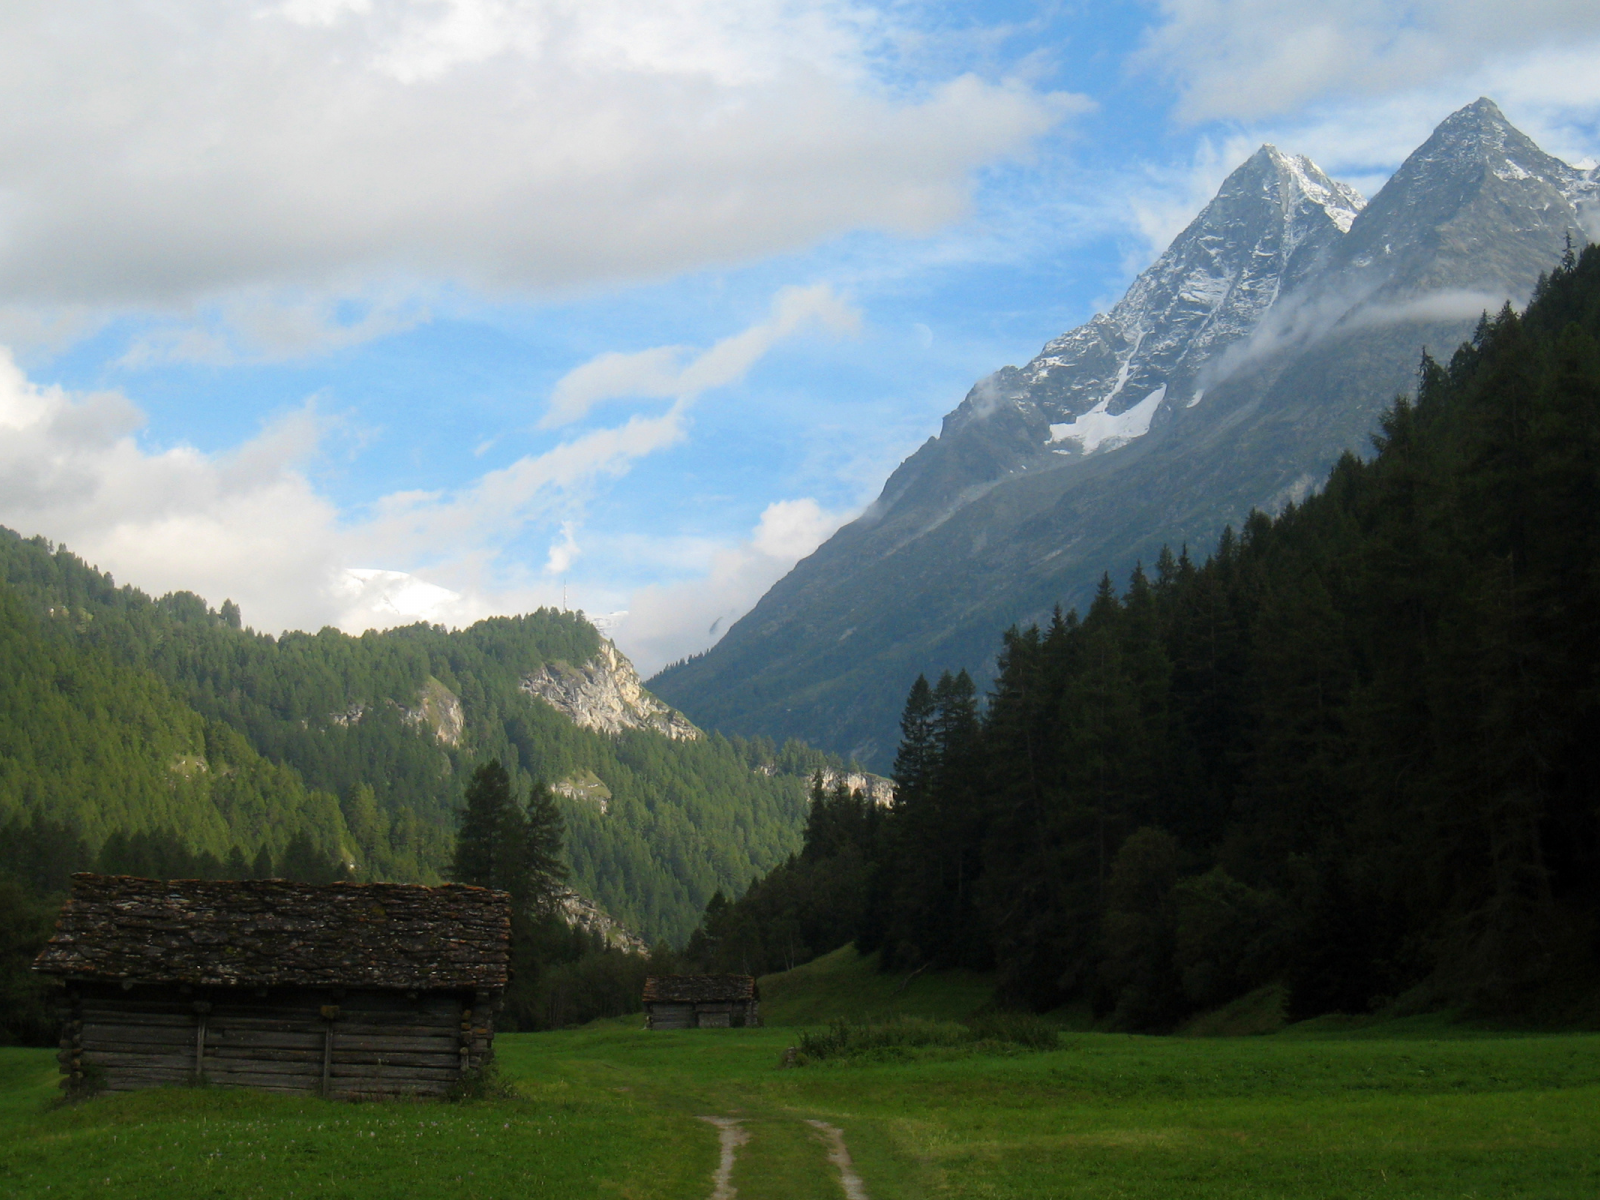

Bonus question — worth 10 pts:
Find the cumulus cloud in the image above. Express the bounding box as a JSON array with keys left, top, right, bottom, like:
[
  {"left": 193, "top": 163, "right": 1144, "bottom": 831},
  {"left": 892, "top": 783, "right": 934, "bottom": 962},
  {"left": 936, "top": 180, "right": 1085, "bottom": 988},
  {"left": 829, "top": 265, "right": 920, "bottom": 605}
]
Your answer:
[
  {"left": 0, "top": 0, "right": 1072, "bottom": 334},
  {"left": 614, "top": 497, "right": 848, "bottom": 675},
  {"left": 0, "top": 348, "right": 347, "bottom": 632},
  {"left": 543, "top": 284, "right": 859, "bottom": 427}
]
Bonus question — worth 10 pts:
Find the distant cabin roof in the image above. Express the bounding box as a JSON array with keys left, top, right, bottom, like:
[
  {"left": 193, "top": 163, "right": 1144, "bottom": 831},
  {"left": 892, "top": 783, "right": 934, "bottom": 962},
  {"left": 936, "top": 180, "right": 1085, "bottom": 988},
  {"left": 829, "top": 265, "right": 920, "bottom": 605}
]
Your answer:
[
  {"left": 33, "top": 874, "right": 511, "bottom": 991},
  {"left": 642, "top": 974, "right": 757, "bottom": 1004}
]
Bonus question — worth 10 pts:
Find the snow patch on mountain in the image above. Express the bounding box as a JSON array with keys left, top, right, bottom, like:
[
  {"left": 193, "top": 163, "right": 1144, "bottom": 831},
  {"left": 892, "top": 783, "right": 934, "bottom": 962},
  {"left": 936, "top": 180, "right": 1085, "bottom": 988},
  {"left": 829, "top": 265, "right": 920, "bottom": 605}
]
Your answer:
[
  {"left": 1050, "top": 384, "right": 1167, "bottom": 454},
  {"left": 982, "top": 143, "right": 1366, "bottom": 450}
]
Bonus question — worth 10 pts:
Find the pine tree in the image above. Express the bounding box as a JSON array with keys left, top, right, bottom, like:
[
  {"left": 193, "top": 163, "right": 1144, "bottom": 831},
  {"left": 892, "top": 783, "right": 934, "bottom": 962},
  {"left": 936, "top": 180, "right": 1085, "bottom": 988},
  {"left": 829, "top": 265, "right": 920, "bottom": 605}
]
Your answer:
[
  {"left": 520, "top": 781, "right": 569, "bottom": 916},
  {"left": 452, "top": 759, "right": 517, "bottom": 891}
]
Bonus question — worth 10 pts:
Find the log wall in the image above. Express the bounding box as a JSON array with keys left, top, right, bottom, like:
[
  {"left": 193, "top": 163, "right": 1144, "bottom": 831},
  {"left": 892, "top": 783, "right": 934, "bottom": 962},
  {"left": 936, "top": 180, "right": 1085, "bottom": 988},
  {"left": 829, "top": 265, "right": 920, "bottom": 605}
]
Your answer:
[
  {"left": 644, "top": 999, "right": 759, "bottom": 1029},
  {"left": 60, "top": 982, "right": 497, "bottom": 1099}
]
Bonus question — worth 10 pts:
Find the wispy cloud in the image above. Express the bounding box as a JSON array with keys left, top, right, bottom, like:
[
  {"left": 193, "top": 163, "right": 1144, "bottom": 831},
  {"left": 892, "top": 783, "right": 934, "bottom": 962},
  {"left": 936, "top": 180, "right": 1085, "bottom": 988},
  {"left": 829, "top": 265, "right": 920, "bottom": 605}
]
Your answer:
[
  {"left": 117, "top": 291, "right": 432, "bottom": 366},
  {"left": 615, "top": 496, "right": 850, "bottom": 674},
  {"left": 1139, "top": 1, "right": 1600, "bottom": 124},
  {"left": 0, "top": 278, "right": 862, "bottom": 637},
  {"left": 543, "top": 284, "right": 859, "bottom": 427}
]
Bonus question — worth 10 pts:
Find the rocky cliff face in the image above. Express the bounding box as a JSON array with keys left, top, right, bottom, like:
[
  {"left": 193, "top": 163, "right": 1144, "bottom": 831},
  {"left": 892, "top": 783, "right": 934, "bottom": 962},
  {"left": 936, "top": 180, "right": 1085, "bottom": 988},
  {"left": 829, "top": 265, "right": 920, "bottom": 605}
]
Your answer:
[
  {"left": 557, "top": 889, "right": 649, "bottom": 954},
  {"left": 318, "top": 676, "right": 464, "bottom": 747},
  {"left": 403, "top": 676, "right": 464, "bottom": 747},
  {"left": 816, "top": 768, "right": 895, "bottom": 807},
  {"left": 523, "top": 640, "right": 701, "bottom": 741},
  {"left": 652, "top": 99, "right": 1598, "bottom": 769}
]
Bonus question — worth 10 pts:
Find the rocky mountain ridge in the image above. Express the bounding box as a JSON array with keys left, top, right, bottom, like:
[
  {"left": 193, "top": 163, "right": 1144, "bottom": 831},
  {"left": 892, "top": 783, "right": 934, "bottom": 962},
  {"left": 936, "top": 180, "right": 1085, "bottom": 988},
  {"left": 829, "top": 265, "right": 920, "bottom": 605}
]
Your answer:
[{"left": 652, "top": 99, "right": 1599, "bottom": 768}]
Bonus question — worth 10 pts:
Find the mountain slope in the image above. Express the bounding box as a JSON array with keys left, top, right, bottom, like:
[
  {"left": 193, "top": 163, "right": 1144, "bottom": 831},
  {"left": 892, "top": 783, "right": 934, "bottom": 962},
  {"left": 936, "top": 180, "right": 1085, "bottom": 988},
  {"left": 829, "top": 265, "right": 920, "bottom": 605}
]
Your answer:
[
  {"left": 0, "top": 529, "right": 833, "bottom": 942},
  {"left": 651, "top": 99, "right": 1599, "bottom": 768}
]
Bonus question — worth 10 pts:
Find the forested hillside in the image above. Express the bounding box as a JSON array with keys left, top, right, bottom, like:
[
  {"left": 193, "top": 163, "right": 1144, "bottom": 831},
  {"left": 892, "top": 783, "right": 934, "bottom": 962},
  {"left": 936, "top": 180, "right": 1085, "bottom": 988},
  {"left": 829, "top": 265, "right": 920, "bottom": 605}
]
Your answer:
[
  {"left": 691, "top": 244, "right": 1600, "bottom": 1024},
  {"left": 0, "top": 534, "right": 828, "bottom": 944}
]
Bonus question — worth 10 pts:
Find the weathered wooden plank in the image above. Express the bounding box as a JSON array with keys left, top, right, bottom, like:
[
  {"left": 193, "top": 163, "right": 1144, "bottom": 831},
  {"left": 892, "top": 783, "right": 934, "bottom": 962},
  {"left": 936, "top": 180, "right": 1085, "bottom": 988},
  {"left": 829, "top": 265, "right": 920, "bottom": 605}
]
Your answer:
[
  {"left": 81, "top": 1030, "right": 190, "bottom": 1049},
  {"left": 330, "top": 1051, "right": 461, "bottom": 1069},
  {"left": 79, "top": 1009, "right": 194, "bottom": 1027},
  {"left": 101, "top": 1069, "right": 192, "bottom": 1082},
  {"left": 206, "top": 1029, "right": 324, "bottom": 1051},
  {"left": 330, "top": 1064, "right": 459, "bottom": 1082},
  {"left": 324, "top": 1021, "right": 458, "bottom": 1037},
  {"left": 341, "top": 992, "right": 461, "bottom": 1013},
  {"left": 199, "top": 1075, "right": 319, "bottom": 1093},
  {"left": 88, "top": 1062, "right": 194, "bottom": 1079},
  {"left": 208, "top": 1048, "right": 321, "bottom": 1066},
  {"left": 82, "top": 1019, "right": 193, "bottom": 1037},
  {"left": 204, "top": 1058, "right": 319, "bottom": 1076},
  {"left": 206, "top": 1005, "right": 325, "bottom": 1021},
  {"left": 82, "top": 1041, "right": 199, "bottom": 1059},
  {"left": 326, "top": 1034, "right": 457, "bottom": 1053},
  {"left": 205, "top": 1020, "right": 324, "bottom": 1038},
  {"left": 82, "top": 1030, "right": 193, "bottom": 1049}
]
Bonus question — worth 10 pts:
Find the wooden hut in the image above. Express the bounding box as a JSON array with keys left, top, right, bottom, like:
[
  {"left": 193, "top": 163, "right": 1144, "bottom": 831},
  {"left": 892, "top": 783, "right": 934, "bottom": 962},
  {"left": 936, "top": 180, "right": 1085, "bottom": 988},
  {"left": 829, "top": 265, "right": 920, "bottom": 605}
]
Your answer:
[
  {"left": 642, "top": 975, "right": 760, "bottom": 1029},
  {"left": 33, "top": 873, "right": 510, "bottom": 1099}
]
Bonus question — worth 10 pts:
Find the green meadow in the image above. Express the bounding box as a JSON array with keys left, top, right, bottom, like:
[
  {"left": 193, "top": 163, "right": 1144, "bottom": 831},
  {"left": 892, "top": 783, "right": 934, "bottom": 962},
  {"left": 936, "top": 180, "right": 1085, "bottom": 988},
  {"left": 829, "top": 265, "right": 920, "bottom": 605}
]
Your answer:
[{"left": 3, "top": 953, "right": 1598, "bottom": 1199}]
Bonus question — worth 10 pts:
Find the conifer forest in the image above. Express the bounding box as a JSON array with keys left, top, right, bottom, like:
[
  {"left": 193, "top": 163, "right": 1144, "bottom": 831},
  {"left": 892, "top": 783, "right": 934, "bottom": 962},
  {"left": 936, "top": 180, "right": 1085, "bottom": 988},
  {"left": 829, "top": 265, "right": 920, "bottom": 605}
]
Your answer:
[{"left": 688, "top": 245, "right": 1600, "bottom": 1026}]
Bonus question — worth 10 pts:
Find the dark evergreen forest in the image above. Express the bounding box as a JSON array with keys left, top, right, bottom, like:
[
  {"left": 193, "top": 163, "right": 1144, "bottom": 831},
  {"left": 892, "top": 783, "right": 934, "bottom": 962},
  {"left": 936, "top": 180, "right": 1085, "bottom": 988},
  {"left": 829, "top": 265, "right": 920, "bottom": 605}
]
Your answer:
[{"left": 689, "top": 245, "right": 1600, "bottom": 1025}]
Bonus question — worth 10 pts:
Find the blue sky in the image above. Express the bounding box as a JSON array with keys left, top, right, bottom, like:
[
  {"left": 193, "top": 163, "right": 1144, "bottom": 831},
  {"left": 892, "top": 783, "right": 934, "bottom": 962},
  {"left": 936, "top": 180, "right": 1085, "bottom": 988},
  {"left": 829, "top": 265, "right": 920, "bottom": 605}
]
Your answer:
[{"left": 3, "top": 0, "right": 1599, "bottom": 672}]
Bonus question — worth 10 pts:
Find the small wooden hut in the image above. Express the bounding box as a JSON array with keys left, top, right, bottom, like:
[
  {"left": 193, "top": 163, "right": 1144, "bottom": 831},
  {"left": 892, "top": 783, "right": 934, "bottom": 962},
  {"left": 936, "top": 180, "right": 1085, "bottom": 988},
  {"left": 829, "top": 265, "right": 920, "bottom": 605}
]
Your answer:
[
  {"left": 33, "top": 873, "right": 510, "bottom": 1099},
  {"left": 642, "top": 974, "right": 759, "bottom": 1029}
]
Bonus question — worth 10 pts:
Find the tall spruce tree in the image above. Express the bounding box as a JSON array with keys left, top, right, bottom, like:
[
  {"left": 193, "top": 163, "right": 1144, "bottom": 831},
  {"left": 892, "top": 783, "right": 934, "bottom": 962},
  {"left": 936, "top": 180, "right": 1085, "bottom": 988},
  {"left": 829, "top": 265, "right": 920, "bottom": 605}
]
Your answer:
[
  {"left": 452, "top": 759, "right": 518, "bottom": 892},
  {"left": 520, "top": 780, "right": 569, "bottom": 916}
]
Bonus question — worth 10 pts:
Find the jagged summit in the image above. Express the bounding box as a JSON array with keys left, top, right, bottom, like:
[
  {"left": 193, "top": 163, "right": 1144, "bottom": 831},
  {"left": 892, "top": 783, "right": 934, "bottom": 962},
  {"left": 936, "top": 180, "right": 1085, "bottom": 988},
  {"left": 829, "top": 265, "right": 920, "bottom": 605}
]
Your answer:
[
  {"left": 1337, "top": 98, "right": 1593, "bottom": 298},
  {"left": 651, "top": 99, "right": 1593, "bottom": 769},
  {"left": 942, "top": 141, "right": 1363, "bottom": 463}
]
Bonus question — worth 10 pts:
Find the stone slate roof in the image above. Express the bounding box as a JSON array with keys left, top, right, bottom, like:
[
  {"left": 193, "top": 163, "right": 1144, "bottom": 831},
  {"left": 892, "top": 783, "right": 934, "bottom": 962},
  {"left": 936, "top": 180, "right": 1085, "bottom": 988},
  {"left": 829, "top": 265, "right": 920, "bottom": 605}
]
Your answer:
[
  {"left": 33, "top": 874, "right": 511, "bottom": 990},
  {"left": 642, "top": 974, "right": 757, "bottom": 1004}
]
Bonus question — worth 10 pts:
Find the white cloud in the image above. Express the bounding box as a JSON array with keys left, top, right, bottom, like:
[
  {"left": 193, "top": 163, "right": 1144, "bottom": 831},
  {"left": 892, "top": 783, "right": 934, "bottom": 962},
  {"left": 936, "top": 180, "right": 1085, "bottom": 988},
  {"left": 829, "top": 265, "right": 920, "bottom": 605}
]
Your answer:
[
  {"left": 0, "top": 348, "right": 348, "bottom": 633},
  {"left": 0, "top": 0, "right": 1072, "bottom": 341},
  {"left": 1139, "top": 1, "right": 1600, "bottom": 123},
  {"left": 118, "top": 291, "right": 433, "bottom": 367},
  {"left": 544, "top": 522, "right": 581, "bottom": 575},
  {"left": 543, "top": 284, "right": 859, "bottom": 426},
  {"left": 0, "top": 341, "right": 638, "bottom": 633},
  {"left": 335, "top": 567, "right": 477, "bottom": 630},
  {"left": 613, "top": 497, "right": 848, "bottom": 675}
]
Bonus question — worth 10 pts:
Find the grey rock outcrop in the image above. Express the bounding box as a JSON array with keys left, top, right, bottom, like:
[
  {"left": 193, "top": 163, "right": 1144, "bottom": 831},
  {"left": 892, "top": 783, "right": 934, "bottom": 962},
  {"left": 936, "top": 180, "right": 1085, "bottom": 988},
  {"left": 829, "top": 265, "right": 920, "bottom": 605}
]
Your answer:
[
  {"left": 523, "top": 640, "right": 701, "bottom": 740},
  {"left": 816, "top": 768, "right": 895, "bottom": 807},
  {"left": 558, "top": 890, "right": 649, "bottom": 954}
]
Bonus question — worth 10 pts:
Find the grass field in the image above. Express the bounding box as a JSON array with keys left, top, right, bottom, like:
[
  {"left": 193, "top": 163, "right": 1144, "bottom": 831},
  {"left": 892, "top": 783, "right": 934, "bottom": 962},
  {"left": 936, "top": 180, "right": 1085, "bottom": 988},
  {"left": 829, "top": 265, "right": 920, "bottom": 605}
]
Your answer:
[{"left": 2, "top": 953, "right": 1597, "bottom": 1199}]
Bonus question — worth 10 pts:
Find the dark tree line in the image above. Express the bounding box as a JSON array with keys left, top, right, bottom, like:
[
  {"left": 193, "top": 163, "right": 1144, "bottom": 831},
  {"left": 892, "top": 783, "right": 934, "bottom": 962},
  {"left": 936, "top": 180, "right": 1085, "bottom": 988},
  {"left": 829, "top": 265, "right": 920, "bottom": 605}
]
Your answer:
[
  {"left": 683, "top": 771, "right": 881, "bottom": 975},
  {"left": 691, "top": 243, "right": 1600, "bottom": 1026}
]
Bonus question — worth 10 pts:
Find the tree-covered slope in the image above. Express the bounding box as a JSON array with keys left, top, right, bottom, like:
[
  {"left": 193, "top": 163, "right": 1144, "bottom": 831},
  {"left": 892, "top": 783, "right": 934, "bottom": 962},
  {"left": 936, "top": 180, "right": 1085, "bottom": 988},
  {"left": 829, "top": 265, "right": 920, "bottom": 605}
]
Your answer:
[
  {"left": 0, "top": 533, "right": 817, "bottom": 942},
  {"left": 0, "top": 587, "right": 338, "bottom": 865},
  {"left": 693, "top": 243, "right": 1600, "bottom": 1022}
]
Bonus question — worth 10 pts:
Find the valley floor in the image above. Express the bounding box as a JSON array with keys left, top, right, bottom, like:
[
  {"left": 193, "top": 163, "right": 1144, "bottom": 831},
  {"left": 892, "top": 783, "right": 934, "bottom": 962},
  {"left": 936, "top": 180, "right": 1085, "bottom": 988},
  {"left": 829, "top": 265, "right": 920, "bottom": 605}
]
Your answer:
[{"left": 2, "top": 1014, "right": 1599, "bottom": 1199}]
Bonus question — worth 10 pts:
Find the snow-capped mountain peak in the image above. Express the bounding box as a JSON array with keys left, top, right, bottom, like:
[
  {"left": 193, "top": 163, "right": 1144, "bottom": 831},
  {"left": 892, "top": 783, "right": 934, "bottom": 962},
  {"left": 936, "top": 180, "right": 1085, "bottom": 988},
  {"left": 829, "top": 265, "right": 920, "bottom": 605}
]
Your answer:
[{"left": 949, "top": 143, "right": 1364, "bottom": 458}]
